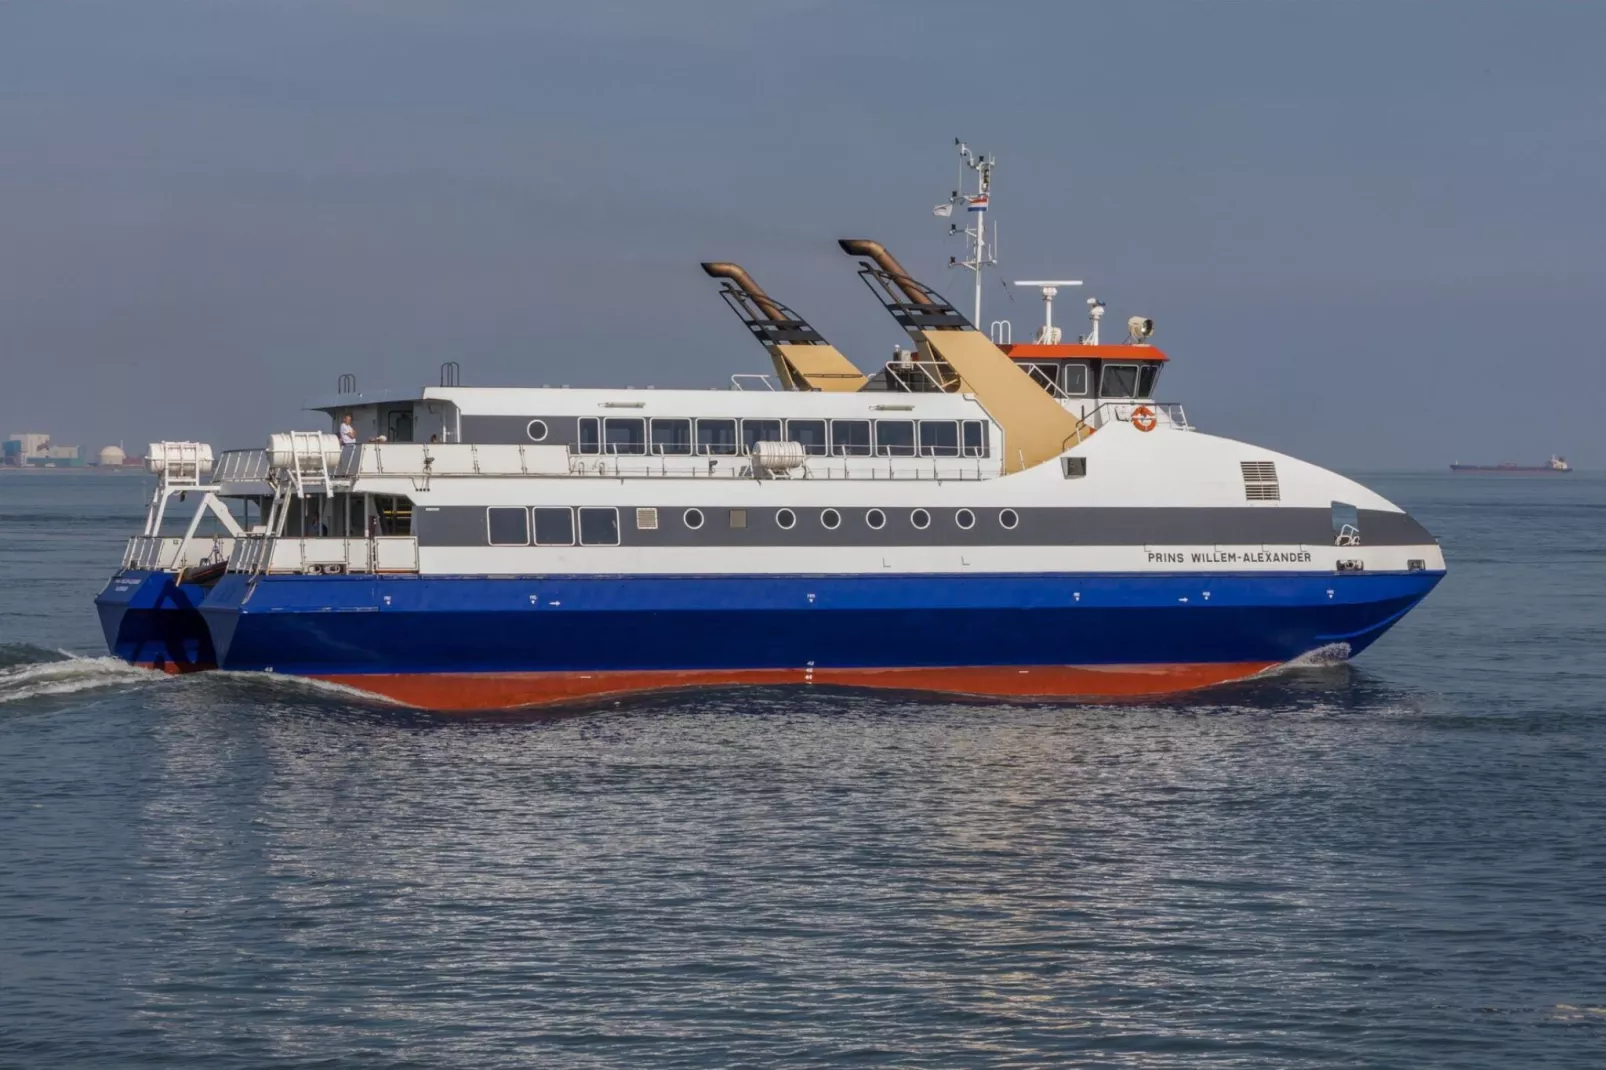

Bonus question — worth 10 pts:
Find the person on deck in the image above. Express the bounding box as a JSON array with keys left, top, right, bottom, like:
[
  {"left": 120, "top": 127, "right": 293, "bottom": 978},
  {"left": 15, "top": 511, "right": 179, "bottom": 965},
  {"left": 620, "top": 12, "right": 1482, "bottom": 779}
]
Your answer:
[{"left": 338, "top": 414, "right": 357, "bottom": 445}]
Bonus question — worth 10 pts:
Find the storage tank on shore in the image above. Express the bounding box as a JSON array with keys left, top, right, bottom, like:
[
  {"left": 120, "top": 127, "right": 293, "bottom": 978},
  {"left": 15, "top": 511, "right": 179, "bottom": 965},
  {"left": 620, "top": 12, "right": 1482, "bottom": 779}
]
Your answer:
[{"left": 97, "top": 445, "right": 127, "bottom": 467}]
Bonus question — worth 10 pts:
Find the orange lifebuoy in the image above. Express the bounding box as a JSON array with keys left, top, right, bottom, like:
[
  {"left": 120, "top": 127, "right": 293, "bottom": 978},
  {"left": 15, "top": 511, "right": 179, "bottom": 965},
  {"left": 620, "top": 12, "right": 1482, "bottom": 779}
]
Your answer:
[{"left": 1131, "top": 405, "right": 1158, "bottom": 432}]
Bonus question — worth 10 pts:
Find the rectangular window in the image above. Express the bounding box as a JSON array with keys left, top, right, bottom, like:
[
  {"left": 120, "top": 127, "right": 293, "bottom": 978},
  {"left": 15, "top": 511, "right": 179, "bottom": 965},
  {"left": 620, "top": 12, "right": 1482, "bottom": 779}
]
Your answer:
[
  {"left": 729, "top": 509, "right": 747, "bottom": 529},
  {"left": 1023, "top": 363, "right": 1059, "bottom": 394},
  {"left": 786, "top": 419, "right": 829, "bottom": 456},
  {"left": 918, "top": 420, "right": 959, "bottom": 457},
  {"left": 650, "top": 419, "right": 692, "bottom": 455},
  {"left": 533, "top": 507, "right": 574, "bottom": 545},
  {"left": 1062, "top": 362, "right": 1090, "bottom": 396},
  {"left": 1137, "top": 365, "right": 1159, "bottom": 399},
  {"left": 603, "top": 417, "right": 646, "bottom": 455},
  {"left": 875, "top": 420, "right": 916, "bottom": 457},
  {"left": 830, "top": 420, "right": 872, "bottom": 457},
  {"left": 1100, "top": 364, "right": 1139, "bottom": 399},
  {"left": 487, "top": 507, "right": 530, "bottom": 546},
  {"left": 742, "top": 419, "right": 782, "bottom": 454},
  {"left": 578, "top": 417, "right": 600, "bottom": 455},
  {"left": 579, "top": 507, "right": 620, "bottom": 546},
  {"left": 961, "top": 420, "right": 990, "bottom": 458},
  {"left": 697, "top": 418, "right": 738, "bottom": 456}
]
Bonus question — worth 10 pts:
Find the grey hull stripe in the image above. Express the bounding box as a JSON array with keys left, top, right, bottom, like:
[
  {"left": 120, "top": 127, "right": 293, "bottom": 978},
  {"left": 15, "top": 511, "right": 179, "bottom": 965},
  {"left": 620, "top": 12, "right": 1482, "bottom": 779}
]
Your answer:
[{"left": 414, "top": 506, "right": 1435, "bottom": 549}]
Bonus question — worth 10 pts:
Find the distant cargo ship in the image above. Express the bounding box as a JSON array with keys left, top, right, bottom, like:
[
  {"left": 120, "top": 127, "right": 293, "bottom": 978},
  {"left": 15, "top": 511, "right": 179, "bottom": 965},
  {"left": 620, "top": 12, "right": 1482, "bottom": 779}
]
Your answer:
[{"left": 1450, "top": 455, "right": 1572, "bottom": 474}]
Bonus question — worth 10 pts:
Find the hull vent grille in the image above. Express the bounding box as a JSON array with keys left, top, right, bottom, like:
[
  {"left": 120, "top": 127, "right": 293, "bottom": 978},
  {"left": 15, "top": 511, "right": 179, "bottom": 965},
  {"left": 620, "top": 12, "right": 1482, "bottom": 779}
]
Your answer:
[{"left": 1240, "top": 461, "right": 1280, "bottom": 501}]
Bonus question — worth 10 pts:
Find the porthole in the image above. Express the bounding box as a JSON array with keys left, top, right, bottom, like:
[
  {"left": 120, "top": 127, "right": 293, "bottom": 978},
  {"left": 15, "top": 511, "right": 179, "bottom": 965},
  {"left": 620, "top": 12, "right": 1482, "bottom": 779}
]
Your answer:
[
  {"left": 776, "top": 508, "right": 796, "bottom": 530},
  {"left": 683, "top": 508, "right": 705, "bottom": 530},
  {"left": 526, "top": 419, "right": 549, "bottom": 442},
  {"left": 910, "top": 508, "right": 931, "bottom": 530},
  {"left": 999, "top": 508, "right": 1019, "bottom": 530},
  {"left": 956, "top": 508, "right": 976, "bottom": 530},
  {"left": 821, "top": 508, "right": 842, "bottom": 530},
  {"left": 866, "top": 508, "right": 886, "bottom": 530}
]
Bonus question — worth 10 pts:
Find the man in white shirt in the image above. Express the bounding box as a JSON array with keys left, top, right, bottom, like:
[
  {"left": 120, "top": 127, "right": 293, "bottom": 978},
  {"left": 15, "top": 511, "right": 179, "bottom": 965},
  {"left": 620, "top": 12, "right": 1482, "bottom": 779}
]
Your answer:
[{"left": 338, "top": 413, "right": 357, "bottom": 445}]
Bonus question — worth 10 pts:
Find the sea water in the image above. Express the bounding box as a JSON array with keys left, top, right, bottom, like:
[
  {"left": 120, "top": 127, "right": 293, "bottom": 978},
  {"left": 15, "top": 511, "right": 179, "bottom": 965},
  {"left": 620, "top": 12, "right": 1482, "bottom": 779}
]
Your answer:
[{"left": 1, "top": 469, "right": 1603, "bottom": 1067}]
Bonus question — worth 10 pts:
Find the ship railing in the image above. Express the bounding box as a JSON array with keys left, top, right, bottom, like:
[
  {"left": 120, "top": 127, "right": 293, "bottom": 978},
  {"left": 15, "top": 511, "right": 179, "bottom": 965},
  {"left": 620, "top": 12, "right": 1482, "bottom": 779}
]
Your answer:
[
  {"left": 226, "top": 535, "right": 419, "bottom": 575},
  {"left": 1080, "top": 401, "right": 1192, "bottom": 431},
  {"left": 123, "top": 534, "right": 236, "bottom": 572},
  {"left": 214, "top": 448, "right": 271, "bottom": 482},
  {"left": 729, "top": 374, "right": 778, "bottom": 391},
  {"left": 356, "top": 443, "right": 570, "bottom": 479}
]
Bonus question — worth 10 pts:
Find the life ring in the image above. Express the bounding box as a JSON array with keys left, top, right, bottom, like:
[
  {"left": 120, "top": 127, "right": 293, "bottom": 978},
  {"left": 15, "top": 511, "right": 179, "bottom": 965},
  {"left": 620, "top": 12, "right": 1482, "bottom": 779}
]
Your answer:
[{"left": 1130, "top": 405, "right": 1158, "bottom": 432}]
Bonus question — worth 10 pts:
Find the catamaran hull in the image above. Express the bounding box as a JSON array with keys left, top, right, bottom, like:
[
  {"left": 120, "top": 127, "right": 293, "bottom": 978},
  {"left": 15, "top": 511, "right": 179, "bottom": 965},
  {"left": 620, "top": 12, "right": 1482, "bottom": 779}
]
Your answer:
[
  {"left": 94, "top": 570, "right": 217, "bottom": 672},
  {"left": 180, "top": 570, "right": 1441, "bottom": 709}
]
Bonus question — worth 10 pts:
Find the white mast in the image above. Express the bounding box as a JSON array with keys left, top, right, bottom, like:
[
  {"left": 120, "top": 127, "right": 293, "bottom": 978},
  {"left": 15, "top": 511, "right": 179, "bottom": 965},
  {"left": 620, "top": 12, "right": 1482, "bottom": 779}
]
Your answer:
[{"left": 933, "top": 139, "right": 997, "bottom": 328}]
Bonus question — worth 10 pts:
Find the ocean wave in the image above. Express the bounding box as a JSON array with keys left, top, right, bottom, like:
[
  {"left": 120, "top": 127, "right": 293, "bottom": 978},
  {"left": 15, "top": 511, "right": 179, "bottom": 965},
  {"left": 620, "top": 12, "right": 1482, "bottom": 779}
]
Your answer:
[{"left": 0, "top": 648, "right": 161, "bottom": 705}]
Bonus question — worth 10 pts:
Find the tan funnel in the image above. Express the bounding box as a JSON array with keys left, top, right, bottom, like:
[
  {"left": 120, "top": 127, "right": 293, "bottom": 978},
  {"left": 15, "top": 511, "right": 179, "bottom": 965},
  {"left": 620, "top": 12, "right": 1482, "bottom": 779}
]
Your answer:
[
  {"left": 838, "top": 239, "right": 1090, "bottom": 471},
  {"left": 702, "top": 262, "right": 868, "bottom": 392}
]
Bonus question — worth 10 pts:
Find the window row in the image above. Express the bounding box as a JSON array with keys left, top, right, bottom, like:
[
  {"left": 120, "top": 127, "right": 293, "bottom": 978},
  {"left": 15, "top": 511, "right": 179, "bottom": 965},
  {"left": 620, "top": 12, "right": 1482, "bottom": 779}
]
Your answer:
[
  {"left": 1018, "top": 361, "right": 1160, "bottom": 400},
  {"left": 487, "top": 506, "right": 619, "bottom": 547},
  {"left": 485, "top": 505, "right": 1022, "bottom": 544},
  {"left": 574, "top": 417, "right": 990, "bottom": 458}
]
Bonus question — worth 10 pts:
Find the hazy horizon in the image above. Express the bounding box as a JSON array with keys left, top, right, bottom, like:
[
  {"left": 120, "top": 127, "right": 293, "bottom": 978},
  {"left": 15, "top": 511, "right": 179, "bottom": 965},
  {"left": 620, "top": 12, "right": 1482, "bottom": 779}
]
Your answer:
[{"left": 3, "top": 2, "right": 1602, "bottom": 470}]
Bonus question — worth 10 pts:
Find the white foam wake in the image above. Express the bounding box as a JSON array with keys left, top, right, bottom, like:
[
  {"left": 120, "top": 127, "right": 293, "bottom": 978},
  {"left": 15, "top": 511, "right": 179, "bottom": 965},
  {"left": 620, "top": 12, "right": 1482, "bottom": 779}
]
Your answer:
[
  {"left": 0, "top": 654, "right": 160, "bottom": 705},
  {"left": 1252, "top": 643, "right": 1354, "bottom": 679}
]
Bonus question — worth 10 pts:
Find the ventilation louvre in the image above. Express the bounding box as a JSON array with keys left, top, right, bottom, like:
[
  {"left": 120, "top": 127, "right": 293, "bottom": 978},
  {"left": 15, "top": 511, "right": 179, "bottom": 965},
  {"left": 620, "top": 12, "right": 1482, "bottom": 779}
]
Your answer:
[
  {"left": 635, "top": 507, "right": 659, "bottom": 530},
  {"left": 1240, "top": 461, "right": 1280, "bottom": 501}
]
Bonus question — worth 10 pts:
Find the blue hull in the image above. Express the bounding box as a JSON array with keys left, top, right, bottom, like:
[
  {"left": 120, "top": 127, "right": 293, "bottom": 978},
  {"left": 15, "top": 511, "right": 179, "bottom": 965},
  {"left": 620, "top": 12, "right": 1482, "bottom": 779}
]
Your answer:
[
  {"left": 175, "top": 570, "right": 1444, "bottom": 706},
  {"left": 94, "top": 570, "right": 217, "bottom": 671}
]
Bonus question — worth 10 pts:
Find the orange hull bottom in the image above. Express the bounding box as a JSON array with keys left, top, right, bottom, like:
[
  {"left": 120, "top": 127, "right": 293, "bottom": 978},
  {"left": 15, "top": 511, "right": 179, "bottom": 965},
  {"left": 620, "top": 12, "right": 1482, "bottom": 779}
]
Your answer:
[{"left": 311, "top": 662, "right": 1280, "bottom": 712}]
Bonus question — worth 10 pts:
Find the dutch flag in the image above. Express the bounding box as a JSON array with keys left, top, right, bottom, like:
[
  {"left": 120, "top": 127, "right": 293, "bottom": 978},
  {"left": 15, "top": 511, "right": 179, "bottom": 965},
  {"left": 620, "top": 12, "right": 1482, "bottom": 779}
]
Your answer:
[{"left": 966, "top": 195, "right": 989, "bottom": 212}]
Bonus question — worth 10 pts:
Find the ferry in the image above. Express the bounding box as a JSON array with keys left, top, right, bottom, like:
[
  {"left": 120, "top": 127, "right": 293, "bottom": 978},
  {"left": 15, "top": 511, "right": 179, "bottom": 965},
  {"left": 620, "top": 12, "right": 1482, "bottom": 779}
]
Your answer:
[{"left": 94, "top": 148, "right": 1445, "bottom": 709}]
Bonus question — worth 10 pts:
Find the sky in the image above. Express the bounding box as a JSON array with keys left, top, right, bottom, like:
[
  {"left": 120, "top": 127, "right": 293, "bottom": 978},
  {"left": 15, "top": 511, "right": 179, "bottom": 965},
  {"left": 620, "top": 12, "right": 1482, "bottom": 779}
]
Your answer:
[{"left": 1, "top": 1, "right": 1602, "bottom": 469}]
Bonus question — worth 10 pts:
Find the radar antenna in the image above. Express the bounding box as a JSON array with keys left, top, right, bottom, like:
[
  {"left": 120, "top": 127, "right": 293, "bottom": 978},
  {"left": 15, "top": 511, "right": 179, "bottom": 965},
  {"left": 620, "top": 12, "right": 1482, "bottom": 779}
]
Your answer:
[{"left": 932, "top": 139, "right": 996, "bottom": 329}]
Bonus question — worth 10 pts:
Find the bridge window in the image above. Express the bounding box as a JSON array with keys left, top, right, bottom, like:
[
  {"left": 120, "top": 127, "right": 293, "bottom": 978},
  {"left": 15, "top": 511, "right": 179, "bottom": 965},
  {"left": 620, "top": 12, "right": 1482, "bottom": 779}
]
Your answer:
[
  {"left": 1063, "top": 362, "right": 1090, "bottom": 396},
  {"left": 786, "top": 419, "right": 829, "bottom": 456},
  {"left": 961, "top": 420, "right": 990, "bottom": 458},
  {"left": 1137, "top": 364, "right": 1160, "bottom": 398},
  {"left": 918, "top": 420, "right": 959, "bottom": 457},
  {"left": 1022, "top": 363, "right": 1058, "bottom": 393},
  {"left": 604, "top": 418, "right": 646, "bottom": 455},
  {"left": 534, "top": 507, "right": 574, "bottom": 546},
  {"left": 578, "top": 417, "right": 600, "bottom": 455},
  {"left": 697, "top": 418, "right": 738, "bottom": 456},
  {"left": 742, "top": 419, "right": 782, "bottom": 454},
  {"left": 831, "top": 420, "right": 871, "bottom": 457},
  {"left": 875, "top": 420, "right": 916, "bottom": 457},
  {"left": 487, "top": 507, "right": 529, "bottom": 546},
  {"left": 578, "top": 507, "right": 620, "bottom": 546},
  {"left": 1100, "top": 364, "right": 1140, "bottom": 399},
  {"left": 650, "top": 419, "right": 692, "bottom": 455}
]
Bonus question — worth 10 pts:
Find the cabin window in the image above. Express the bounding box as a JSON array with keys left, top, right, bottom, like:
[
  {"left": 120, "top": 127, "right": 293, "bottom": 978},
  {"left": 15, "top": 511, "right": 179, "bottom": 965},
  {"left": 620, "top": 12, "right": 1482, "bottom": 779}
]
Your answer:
[
  {"left": 1022, "top": 363, "right": 1059, "bottom": 394},
  {"left": 1063, "top": 363, "right": 1090, "bottom": 396},
  {"left": 742, "top": 419, "right": 782, "bottom": 454},
  {"left": 578, "top": 417, "right": 600, "bottom": 455},
  {"left": 831, "top": 420, "right": 872, "bottom": 457},
  {"left": 1100, "top": 364, "right": 1140, "bottom": 398},
  {"left": 534, "top": 507, "right": 574, "bottom": 545},
  {"left": 961, "top": 420, "right": 990, "bottom": 458},
  {"left": 786, "top": 419, "right": 829, "bottom": 456},
  {"left": 1137, "top": 364, "right": 1160, "bottom": 398},
  {"left": 866, "top": 509, "right": 886, "bottom": 530},
  {"left": 875, "top": 420, "right": 916, "bottom": 457},
  {"left": 487, "top": 507, "right": 529, "bottom": 546},
  {"left": 683, "top": 508, "right": 705, "bottom": 530},
  {"left": 911, "top": 508, "right": 931, "bottom": 530},
  {"left": 697, "top": 418, "right": 739, "bottom": 456},
  {"left": 650, "top": 418, "right": 692, "bottom": 455},
  {"left": 775, "top": 508, "right": 797, "bottom": 530},
  {"left": 999, "top": 509, "right": 1020, "bottom": 530},
  {"left": 821, "top": 508, "right": 842, "bottom": 530},
  {"left": 955, "top": 508, "right": 976, "bottom": 530},
  {"left": 604, "top": 417, "right": 646, "bottom": 455},
  {"left": 918, "top": 421, "right": 959, "bottom": 457},
  {"left": 526, "top": 419, "right": 549, "bottom": 442},
  {"left": 578, "top": 507, "right": 620, "bottom": 546},
  {"left": 729, "top": 509, "right": 747, "bottom": 529}
]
